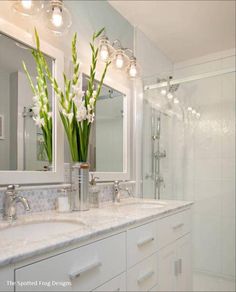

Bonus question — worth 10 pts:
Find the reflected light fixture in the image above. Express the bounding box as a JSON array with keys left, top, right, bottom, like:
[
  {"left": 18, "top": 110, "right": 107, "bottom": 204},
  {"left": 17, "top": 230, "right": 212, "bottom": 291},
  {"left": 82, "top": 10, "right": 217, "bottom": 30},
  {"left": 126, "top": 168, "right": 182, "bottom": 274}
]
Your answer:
[
  {"left": 115, "top": 51, "right": 124, "bottom": 69},
  {"left": 128, "top": 57, "right": 137, "bottom": 78},
  {"left": 173, "top": 98, "right": 179, "bottom": 104},
  {"left": 161, "top": 89, "right": 167, "bottom": 96},
  {"left": 12, "top": 0, "right": 44, "bottom": 16},
  {"left": 192, "top": 109, "right": 197, "bottom": 115},
  {"left": 167, "top": 92, "right": 173, "bottom": 100},
  {"left": 44, "top": 0, "right": 72, "bottom": 35},
  {"left": 187, "top": 106, "right": 192, "bottom": 111},
  {"left": 196, "top": 112, "right": 201, "bottom": 118}
]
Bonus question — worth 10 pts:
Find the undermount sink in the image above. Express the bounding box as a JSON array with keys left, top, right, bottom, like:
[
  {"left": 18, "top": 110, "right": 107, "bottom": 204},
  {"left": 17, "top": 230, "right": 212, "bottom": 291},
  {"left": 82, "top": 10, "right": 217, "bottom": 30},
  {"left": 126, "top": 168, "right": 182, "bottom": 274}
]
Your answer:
[{"left": 0, "top": 220, "right": 85, "bottom": 243}]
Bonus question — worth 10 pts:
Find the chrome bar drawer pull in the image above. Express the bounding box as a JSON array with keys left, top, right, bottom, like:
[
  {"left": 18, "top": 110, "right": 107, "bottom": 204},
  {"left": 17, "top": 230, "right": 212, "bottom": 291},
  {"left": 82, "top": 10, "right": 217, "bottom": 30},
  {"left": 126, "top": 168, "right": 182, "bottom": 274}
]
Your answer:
[
  {"left": 137, "top": 236, "right": 154, "bottom": 247},
  {"left": 137, "top": 270, "right": 154, "bottom": 284},
  {"left": 174, "top": 260, "right": 179, "bottom": 276},
  {"left": 172, "top": 223, "right": 184, "bottom": 230},
  {"left": 178, "top": 258, "right": 182, "bottom": 274},
  {"left": 69, "top": 260, "right": 102, "bottom": 280}
]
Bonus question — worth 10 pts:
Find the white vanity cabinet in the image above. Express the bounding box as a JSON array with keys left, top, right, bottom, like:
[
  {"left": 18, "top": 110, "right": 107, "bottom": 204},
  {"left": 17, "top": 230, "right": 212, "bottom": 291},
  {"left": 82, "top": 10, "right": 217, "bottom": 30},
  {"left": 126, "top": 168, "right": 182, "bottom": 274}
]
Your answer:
[
  {"left": 0, "top": 206, "right": 192, "bottom": 292},
  {"left": 15, "top": 232, "right": 126, "bottom": 292},
  {"left": 157, "top": 210, "right": 192, "bottom": 292},
  {"left": 126, "top": 209, "right": 192, "bottom": 292}
]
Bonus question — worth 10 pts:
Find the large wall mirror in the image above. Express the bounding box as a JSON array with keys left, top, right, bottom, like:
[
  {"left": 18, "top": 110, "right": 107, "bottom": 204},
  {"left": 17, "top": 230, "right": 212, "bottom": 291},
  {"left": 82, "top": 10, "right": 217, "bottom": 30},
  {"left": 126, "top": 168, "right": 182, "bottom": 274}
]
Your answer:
[
  {"left": 81, "top": 73, "right": 130, "bottom": 180},
  {"left": 0, "top": 32, "right": 53, "bottom": 171},
  {"left": 0, "top": 19, "right": 64, "bottom": 184}
]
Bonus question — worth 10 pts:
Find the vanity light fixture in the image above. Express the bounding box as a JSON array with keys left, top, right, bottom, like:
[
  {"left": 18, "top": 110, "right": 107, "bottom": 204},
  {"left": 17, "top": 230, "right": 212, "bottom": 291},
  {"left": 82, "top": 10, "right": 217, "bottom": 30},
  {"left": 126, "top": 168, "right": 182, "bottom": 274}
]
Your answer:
[
  {"left": 192, "top": 109, "right": 197, "bottom": 115},
  {"left": 99, "top": 33, "right": 139, "bottom": 78},
  {"left": 196, "top": 112, "right": 201, "bottom": 118},
  {"left": 12, "top": 0, "right": 44, "bottom": 16},
  {"left": 44, "top": 0, "right": 72, "bottom": 35},
  {"left": 187, "top": 106, "right": 192, "bottom": 111}
]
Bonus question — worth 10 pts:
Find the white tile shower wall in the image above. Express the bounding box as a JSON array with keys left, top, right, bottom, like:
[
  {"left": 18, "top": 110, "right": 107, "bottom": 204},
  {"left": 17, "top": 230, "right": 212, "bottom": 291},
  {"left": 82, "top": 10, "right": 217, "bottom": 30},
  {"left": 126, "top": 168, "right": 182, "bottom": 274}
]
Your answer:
[{"left": 174, "top": 54, "right": 235, "bottom": 280}]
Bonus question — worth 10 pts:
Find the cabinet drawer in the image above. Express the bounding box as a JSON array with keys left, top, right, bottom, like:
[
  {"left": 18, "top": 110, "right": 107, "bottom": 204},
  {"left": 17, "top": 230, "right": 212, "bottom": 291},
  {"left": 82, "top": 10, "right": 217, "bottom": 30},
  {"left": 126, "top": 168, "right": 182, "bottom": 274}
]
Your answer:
[
  {"left": 127, "top": 254, "right": 158, "bottom": 291},
  {"left": 93, "top": 273, "right": 126, "bottom": 291},
  {"left": 15, "top": 233, "right": 126, "bottom": 292},
  {"left": 158, "top": 209, "right": 191, "bottom": 249},
  {"left": 127, "top": 221, "right": 157, "bottom": 268}
]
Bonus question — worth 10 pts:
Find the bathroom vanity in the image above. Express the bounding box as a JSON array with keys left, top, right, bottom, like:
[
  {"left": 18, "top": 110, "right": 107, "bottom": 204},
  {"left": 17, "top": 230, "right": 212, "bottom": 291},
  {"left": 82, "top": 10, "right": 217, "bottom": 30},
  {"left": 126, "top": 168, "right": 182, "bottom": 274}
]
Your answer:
[{"left": 0, "top": 199, "right": 193, "bottom": 292}]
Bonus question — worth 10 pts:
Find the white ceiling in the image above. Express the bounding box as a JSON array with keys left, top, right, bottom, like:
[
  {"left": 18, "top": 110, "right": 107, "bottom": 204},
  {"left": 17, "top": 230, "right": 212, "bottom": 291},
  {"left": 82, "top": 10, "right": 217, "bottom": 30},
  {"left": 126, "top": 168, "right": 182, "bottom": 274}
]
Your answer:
[{"left": 109, "top": 0, "right": 236, "bottom": 62}]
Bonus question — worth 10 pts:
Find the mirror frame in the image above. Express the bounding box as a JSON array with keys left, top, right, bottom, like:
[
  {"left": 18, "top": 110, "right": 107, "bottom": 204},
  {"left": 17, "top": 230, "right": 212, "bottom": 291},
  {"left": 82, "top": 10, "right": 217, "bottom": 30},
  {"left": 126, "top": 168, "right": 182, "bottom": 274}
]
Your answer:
[
  {"left": 80, "top": 69, "right": 131, "bottom": 181},
  {"left": 0, "top": 18, "right": 64, "bottom": 184}
]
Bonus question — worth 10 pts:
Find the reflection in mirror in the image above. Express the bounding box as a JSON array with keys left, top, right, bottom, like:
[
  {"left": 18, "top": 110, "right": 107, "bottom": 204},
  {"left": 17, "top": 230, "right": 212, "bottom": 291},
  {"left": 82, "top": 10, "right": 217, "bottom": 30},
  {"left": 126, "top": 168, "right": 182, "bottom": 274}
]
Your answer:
[
  {"left": 82, "top": 74, "right": 124, "bottom": 172},
  {"left": 0, "top": 32, "right": 54, "bottom": 171}
]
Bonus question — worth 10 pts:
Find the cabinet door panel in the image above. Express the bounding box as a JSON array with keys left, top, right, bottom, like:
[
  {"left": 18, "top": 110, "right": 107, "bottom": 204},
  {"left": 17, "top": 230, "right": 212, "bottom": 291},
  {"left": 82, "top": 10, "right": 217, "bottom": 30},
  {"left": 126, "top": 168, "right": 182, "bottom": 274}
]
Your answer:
[
  {"left": 157, "top": 243, "right": 176, "bottom": 292},
  {"left": 176, "top": 234, "right": 192, "bottom": 292}
]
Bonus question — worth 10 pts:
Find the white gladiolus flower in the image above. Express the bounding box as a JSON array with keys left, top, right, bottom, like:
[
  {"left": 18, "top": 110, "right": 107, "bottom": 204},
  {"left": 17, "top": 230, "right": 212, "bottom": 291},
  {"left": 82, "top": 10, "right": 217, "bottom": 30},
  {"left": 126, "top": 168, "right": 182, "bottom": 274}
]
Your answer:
[
  {"left": 69, "top": 93, "right": 73, "bottom": 100},
  {"left": 76, "top": 104, "right": 87, "bottom": 122},
  {"left": 66, "top": 112, "right": 74, "bottom": 123},
  {"left": 90, "top": 97, "right": 95, "bottom": 105},
  {"left": 87, "top": 112, "right": 95, "bottom": 124},
  {"left": 64, "top": 99, "right": 69, "bottom": 109},
  {"left": 33, "top": 116, "right": 45, "bottom": 127},
  {"left": 92, "top": 90, "right": 97, "bottom": 97},
  {"left": 33, "top": 95, "right": 39, "bottom": 103},
  {"left": 72, "top": 85, "right": 80, "bottom": 93},
  {"left": 43, "top": 97, "right": 48, "bottom": 104},
  {"left": 32, "top": 106, "right": 40, "bottom": 115}
]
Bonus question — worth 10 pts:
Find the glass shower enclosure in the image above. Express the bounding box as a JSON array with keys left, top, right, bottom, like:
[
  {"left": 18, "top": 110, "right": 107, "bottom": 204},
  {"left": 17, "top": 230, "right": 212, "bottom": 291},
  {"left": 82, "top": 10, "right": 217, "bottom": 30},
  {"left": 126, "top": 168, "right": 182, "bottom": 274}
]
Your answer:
[{"left": 142, "top": 63, "right": 235, "bottom": 291}]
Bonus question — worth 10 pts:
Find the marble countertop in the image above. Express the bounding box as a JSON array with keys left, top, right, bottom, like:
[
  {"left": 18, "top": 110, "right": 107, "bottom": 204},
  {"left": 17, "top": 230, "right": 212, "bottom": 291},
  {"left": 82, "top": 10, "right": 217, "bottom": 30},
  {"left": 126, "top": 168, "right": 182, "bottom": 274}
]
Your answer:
[{"left": 0, "top": 198, "right": 193, "bottom": 268}]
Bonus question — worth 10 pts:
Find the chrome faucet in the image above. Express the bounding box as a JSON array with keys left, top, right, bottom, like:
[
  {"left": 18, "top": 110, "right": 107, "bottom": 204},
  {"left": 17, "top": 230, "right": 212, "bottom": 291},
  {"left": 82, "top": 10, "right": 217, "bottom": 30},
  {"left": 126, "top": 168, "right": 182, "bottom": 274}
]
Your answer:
[
  {"left": 113, "top": 181, "right": 133, "bottom": 203},
  {"left": 3, "top": 185, "right": 30, "bottom": 221}
]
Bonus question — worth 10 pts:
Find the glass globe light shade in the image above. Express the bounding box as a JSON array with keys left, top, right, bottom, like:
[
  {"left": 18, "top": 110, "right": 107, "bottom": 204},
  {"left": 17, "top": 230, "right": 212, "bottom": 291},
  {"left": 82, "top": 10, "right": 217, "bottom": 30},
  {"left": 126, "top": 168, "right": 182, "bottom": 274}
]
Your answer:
[
  {"left": 44, "top": 0, "right": 72, "bottom": 35},
  {"left": 100, "top": 44, "right": 109, "bottom": 62},
  {"left": 115, "top": 53, "right": 124, "bottom": 69},
  {"left": 12, "top": 0, "right": 44, "bottom": 16}
]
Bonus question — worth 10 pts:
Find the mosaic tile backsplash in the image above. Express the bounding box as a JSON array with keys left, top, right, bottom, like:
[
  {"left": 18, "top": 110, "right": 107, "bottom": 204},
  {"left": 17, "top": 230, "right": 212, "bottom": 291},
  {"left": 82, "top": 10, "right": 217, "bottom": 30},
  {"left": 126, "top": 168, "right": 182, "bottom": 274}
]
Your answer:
[{"left": 0, "top": 181, "right": 135, "bottom": 218}]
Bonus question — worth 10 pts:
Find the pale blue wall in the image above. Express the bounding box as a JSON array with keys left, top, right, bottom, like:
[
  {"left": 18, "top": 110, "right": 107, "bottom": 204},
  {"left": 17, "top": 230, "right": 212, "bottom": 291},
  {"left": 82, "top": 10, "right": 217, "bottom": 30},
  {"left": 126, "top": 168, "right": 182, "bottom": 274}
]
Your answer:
[{"left": 67, "top": 1, "right": 134, "bottom": 51}]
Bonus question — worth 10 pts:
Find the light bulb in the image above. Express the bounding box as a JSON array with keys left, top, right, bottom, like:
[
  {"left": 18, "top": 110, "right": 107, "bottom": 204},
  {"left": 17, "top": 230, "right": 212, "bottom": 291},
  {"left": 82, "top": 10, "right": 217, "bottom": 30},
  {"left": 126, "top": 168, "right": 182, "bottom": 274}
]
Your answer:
[
  {"left": 174, "top": 98, "right": 179, "bottom": 104},
  {"left": 192, "top": 109, "right": 196, "bottom": 115},
  {"left": 129, "top": 63, "right": 137, "bottom": 77},
  {"left": 187, "top": 107, "right": 192, "bottom": 111},
  {"left": 21, "top": 0, "right": 32, "bottom": 10},
  {"left": 167, "top": 92, "right": 173, "bottom": 100},
  {"left": 115, "top": 54, "right": 124, "bottom": 69},
  {"left": 100, "top": 45, "right": 109, "bottom": 61},
  {"left": 51, "top": 7, "right": 63, "bottom": 28},
  {"left": 161, "top": 89, "right": 167, "bottom": 95}
]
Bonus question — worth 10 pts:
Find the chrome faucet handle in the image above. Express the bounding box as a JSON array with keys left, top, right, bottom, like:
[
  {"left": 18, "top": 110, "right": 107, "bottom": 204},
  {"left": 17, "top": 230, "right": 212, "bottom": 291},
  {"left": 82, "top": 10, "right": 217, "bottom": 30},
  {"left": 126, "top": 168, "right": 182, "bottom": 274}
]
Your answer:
[
  {"left": 7, "top": 184, "right": 19, "bottom": 190},
  {"left": 6, "top": 185, "right": 19, "bottom": 196}
]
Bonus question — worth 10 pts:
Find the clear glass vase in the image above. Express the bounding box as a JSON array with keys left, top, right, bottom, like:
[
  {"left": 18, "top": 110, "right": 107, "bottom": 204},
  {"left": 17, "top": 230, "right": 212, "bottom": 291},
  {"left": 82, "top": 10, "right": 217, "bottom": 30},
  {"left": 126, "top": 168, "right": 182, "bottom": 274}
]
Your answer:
[{"left": 71, "top": 162, "right": 90, "bottom": 211}]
